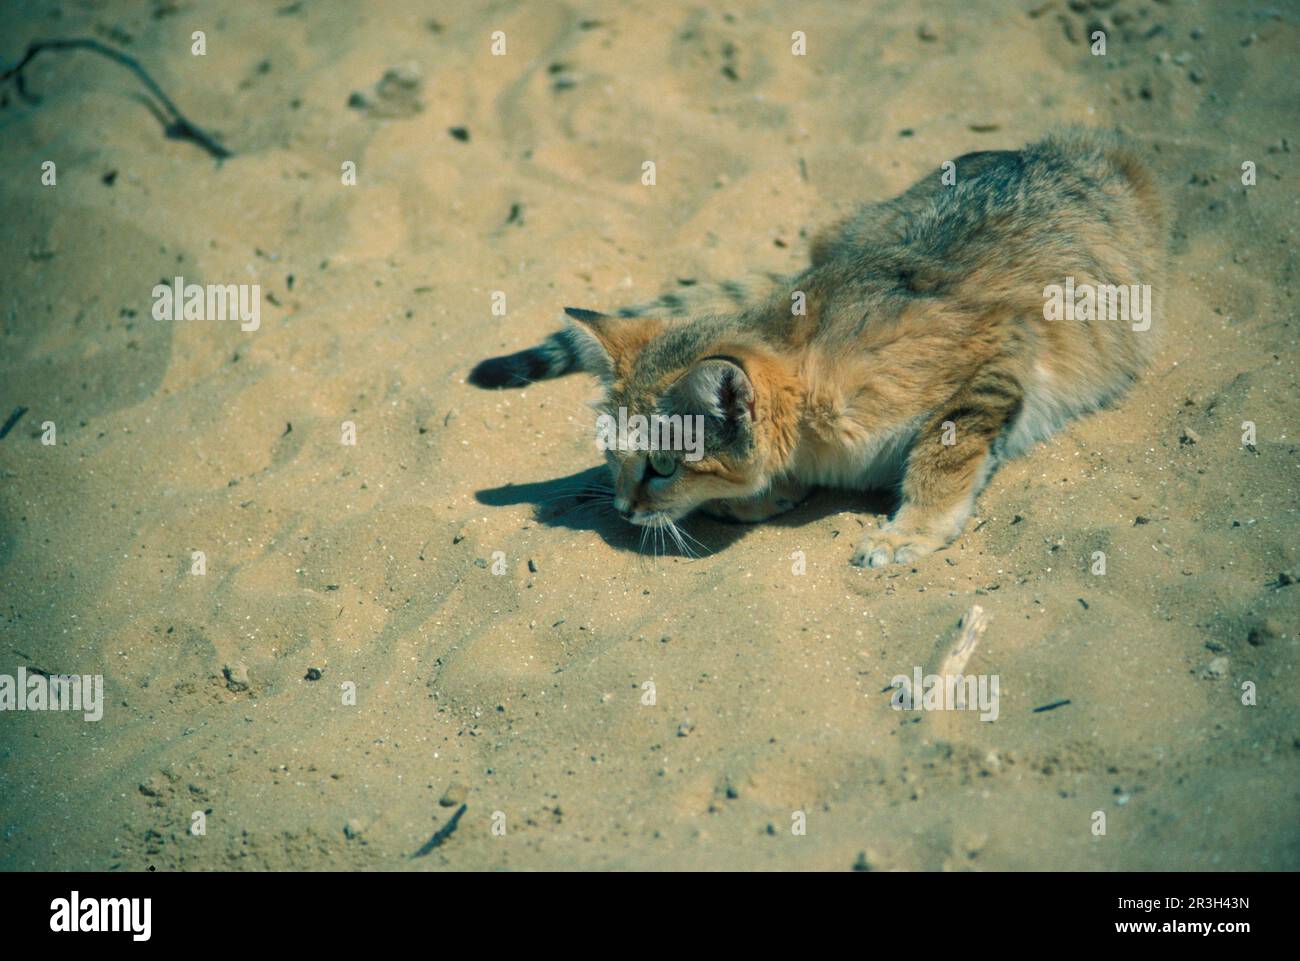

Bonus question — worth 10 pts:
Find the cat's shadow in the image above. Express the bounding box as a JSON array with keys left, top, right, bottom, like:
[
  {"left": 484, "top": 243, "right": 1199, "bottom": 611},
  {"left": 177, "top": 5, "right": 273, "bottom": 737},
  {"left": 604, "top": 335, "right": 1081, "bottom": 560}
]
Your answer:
[{"left": 474, "top": 466, "right": 896, "bottom": 558}]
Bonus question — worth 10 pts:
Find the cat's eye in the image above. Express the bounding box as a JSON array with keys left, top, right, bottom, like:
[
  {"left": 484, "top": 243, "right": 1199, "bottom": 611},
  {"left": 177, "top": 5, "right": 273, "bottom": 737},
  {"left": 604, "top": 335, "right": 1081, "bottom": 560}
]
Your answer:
[{"left": 647, "top": 452, "right": 677, "bottom": 478}]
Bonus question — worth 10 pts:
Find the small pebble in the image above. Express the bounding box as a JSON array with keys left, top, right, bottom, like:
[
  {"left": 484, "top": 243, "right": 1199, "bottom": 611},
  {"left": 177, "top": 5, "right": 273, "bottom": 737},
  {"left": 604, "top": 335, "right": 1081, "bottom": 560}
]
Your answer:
[
  {"left": 223, "top": 663, "right": 250, "bottom": 693},
  {"left": 1248, "top": 620, "right": 1281, "bottom": 646}
]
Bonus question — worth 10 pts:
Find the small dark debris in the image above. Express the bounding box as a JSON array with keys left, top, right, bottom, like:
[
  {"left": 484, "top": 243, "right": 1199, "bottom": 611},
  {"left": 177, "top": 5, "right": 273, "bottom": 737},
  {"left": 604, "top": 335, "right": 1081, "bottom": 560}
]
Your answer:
[
  {"left": 411, "top": 802, "right": 467, "bottom": 857},
  {"left": 0, "top": 406, "right": 29, "bottom": 439},
  {"left": 448, "top": 126, "right": 470, "bottom": 142},
  {"left": 1032, "top": 699, "right": 1071, "bottom": 714},
  {"left": 304, "top": 667, "right": 322, "bottom": 681}
]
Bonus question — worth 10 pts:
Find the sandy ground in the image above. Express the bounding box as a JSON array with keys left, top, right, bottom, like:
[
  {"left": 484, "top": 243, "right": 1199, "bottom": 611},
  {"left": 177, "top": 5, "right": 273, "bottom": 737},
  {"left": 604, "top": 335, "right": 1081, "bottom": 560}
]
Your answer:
[{"left": 1, "top": 0, "right": 1297, "bottom": 871}]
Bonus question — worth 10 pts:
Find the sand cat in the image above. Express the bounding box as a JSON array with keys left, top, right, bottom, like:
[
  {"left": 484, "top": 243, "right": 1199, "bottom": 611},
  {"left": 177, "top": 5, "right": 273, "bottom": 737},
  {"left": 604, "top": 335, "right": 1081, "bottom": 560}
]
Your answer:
[{"left": 470, "top": 129, "right": 1164, "bottom": 566}]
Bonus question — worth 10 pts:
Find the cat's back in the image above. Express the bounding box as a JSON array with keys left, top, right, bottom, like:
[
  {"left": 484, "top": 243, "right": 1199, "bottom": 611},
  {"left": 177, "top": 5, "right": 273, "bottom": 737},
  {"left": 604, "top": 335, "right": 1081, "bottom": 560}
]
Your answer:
[
  {"left": 794, "top": 128, "right": 1165, "bottom": 360},
  {"left": 783, "top": 129, "right": 1165, "bottom": 435},
  {"left": 902, "top": 128, "right": 1165, "bottom": 299}
]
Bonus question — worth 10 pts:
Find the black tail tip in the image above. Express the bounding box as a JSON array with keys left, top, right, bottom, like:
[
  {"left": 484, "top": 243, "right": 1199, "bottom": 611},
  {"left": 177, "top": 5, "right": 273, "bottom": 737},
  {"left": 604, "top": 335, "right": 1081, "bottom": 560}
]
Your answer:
[{"left": 469, "top": 356, "right": 530, "bottom": 389}]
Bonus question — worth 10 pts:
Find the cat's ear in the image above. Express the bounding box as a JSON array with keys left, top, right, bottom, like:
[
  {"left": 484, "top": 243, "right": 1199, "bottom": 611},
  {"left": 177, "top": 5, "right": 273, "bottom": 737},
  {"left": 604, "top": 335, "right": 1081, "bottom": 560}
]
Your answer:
[
  {"left": 562, "top": 307, "right": 616, "bottom": 381},
  {"left": 671, "top": 357, "right": 755, "bottom": 426},
  {"left": 563, "top": 307, "right": 609, "bottom": 324},
  {"left": 563, "top": 307, "right": 662, "bottom": 382}
]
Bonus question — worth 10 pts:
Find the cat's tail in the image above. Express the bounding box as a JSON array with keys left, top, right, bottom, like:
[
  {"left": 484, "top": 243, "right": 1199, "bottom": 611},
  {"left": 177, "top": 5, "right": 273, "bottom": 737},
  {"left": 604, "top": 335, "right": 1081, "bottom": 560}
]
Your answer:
[
  {"left": 609, "top": 271, "right": 790, "bottom": 319},
  {"left": 468, "top": 325, "right": 588, "bottom": 388},
  {"left": 469, "top": 272, "right": 789, "bottom": 389}
]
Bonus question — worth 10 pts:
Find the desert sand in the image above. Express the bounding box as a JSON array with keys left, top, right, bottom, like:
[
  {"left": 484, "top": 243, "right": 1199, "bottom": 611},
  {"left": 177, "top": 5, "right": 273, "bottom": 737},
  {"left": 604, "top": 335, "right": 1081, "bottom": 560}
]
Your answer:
[{"left": 1, "top": 0, "right": 1297, "bottom": 871}]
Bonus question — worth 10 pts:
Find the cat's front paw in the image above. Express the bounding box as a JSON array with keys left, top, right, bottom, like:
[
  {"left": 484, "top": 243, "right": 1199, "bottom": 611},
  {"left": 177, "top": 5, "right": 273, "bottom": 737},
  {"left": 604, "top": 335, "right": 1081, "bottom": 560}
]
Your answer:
[{"left": 850, "top": 526, "right": 946, "bottom": 568}]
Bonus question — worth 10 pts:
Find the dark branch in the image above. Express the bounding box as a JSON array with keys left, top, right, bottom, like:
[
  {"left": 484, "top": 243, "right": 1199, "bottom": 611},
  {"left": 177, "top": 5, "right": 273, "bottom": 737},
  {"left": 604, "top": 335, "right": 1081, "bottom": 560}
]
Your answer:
[
  {"left": 410, "top": 803, "right": 467, "bottom": 858},
  {"left": 0, "top": 37, "right": 232, "bottom": 160}
]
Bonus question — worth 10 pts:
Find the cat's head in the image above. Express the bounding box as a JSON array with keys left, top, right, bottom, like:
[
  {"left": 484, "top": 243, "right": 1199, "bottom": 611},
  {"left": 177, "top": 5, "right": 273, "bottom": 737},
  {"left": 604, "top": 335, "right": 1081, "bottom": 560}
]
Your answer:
[{"left": 564, "top": 308, "right": 795, "bottom": 527}]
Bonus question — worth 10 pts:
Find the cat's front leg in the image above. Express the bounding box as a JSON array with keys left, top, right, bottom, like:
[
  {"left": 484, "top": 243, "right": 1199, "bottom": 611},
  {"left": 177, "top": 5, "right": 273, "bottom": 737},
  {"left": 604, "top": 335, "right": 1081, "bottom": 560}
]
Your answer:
[
  {"left": 699, "top": 476, "right": 809, "bottom": 524},
  {"left": 852, "top": 500, "right": 975, "bottom": 567},
  {"left": 852, "top": 365, "right": 1024, "bottom": 567}
]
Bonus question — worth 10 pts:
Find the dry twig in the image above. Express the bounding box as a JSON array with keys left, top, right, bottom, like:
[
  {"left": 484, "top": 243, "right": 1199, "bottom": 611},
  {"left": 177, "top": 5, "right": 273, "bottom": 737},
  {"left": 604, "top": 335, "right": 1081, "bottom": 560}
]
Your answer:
[{"left": 1, "top": 37, "right": 232, "bottom": 159}]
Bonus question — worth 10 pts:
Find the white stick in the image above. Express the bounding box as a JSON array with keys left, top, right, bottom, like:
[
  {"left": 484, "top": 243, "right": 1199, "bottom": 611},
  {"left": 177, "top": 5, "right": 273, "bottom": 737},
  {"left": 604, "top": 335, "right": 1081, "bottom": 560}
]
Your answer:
[{"left": 936, "top": 604, "right": 989, "bottom": 679}]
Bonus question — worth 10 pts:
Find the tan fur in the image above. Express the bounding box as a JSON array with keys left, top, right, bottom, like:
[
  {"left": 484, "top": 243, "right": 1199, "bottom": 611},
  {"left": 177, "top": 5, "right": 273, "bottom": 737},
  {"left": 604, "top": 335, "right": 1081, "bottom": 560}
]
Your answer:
[{"left": 477, "top": 129, "right": 1166, "bottom": 565}]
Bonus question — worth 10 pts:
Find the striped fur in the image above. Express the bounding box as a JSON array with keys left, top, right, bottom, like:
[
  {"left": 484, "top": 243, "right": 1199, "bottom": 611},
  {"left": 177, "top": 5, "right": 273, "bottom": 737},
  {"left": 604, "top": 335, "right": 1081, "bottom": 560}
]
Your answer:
[{"left": 469, "top": 275, "right": 789, "bottom": 387}]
